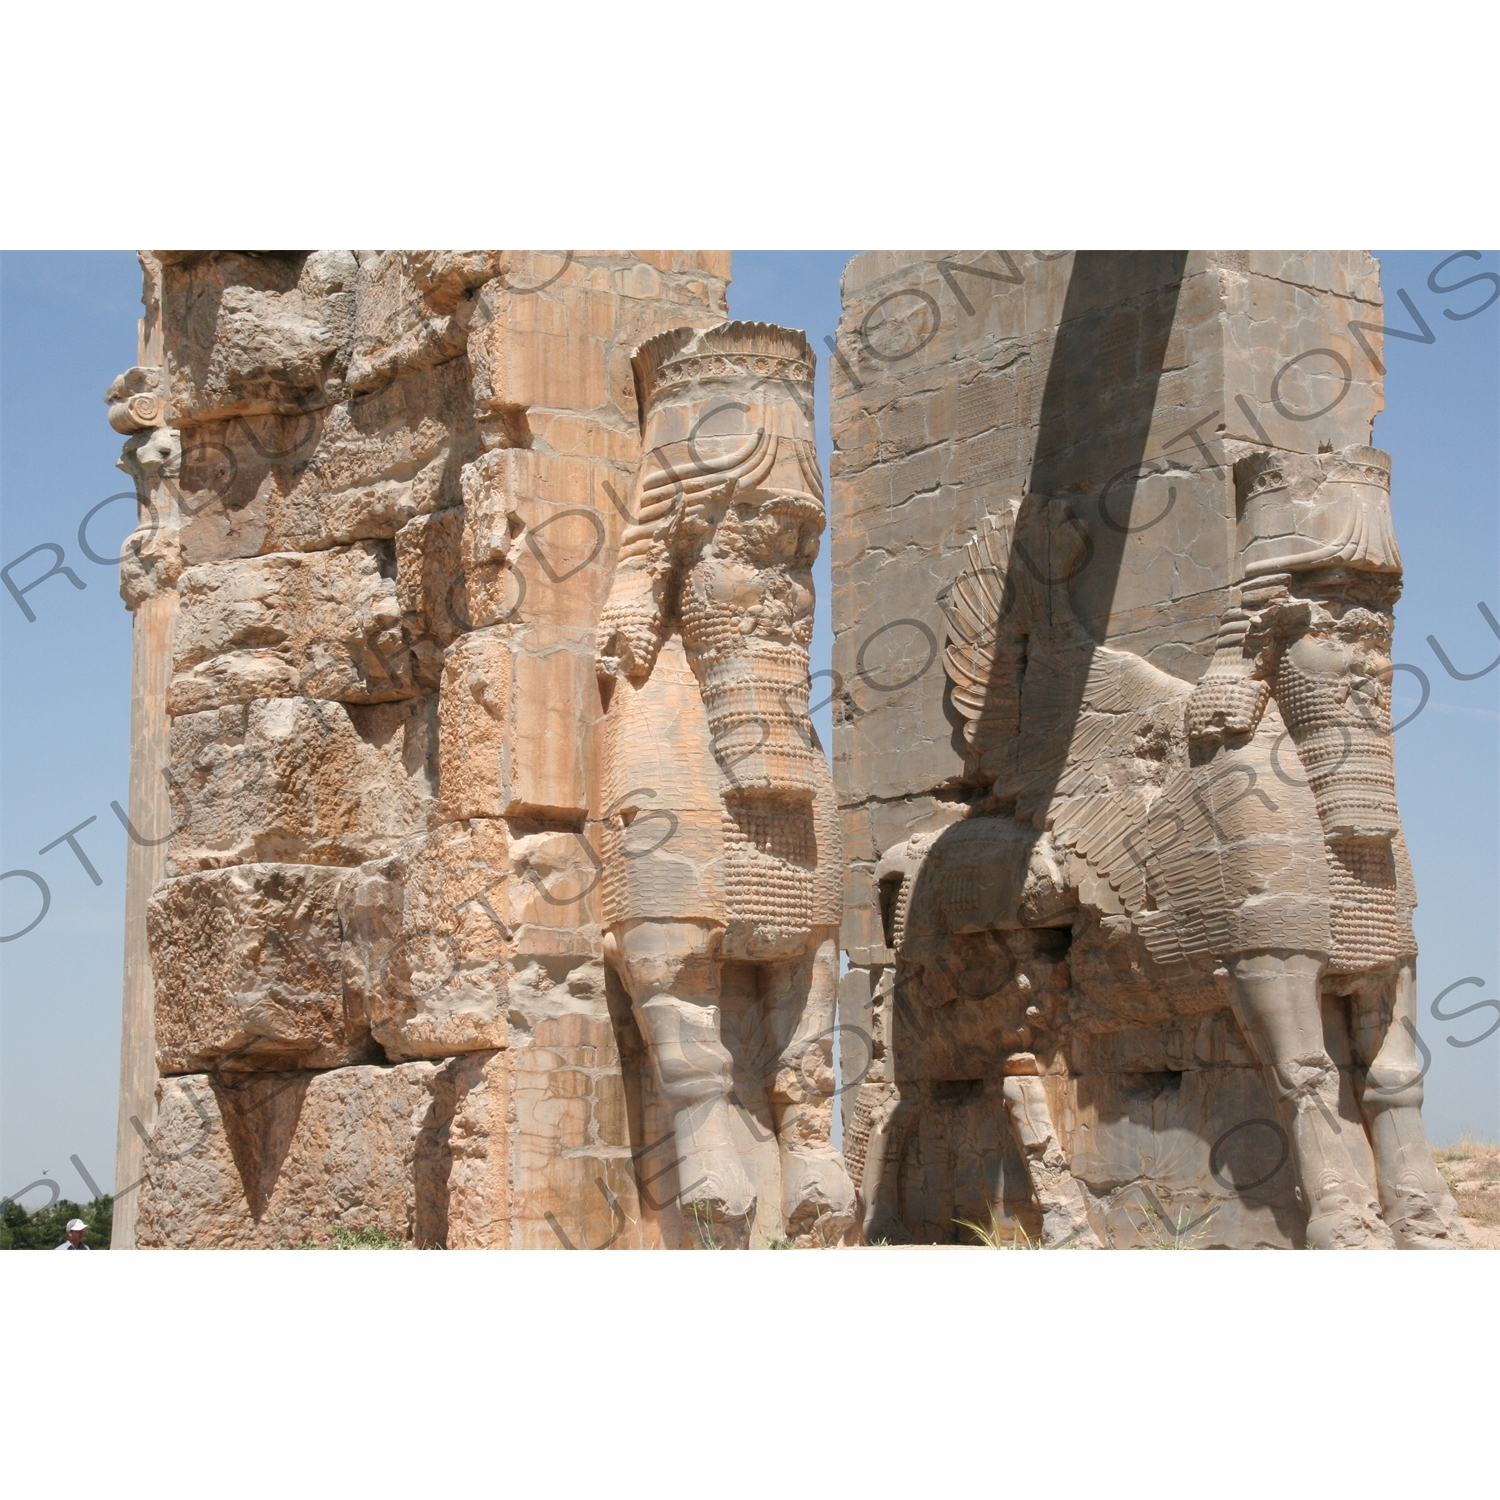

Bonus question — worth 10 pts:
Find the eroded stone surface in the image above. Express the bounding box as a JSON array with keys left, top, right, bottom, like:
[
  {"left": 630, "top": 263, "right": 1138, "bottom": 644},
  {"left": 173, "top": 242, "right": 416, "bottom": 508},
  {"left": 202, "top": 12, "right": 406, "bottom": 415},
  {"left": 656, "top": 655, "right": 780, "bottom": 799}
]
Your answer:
[
  {"left": 342, "top": 819, "right": 512, "bottom": 1061},
  {"left": 834, "top": 252, "right": 1462, "bottom": 1251},
  {"left": 169, "top": 541, "right": 413, "bottom": 713},
  {"left": 115, "top": 247, "right": 1467, "bottom": 1252},
  {"left": 150, "top": 863, "right": 367, "bottom": 1074},
  {"left": 167, "top": 695, "right": 436, "bottom": 871},
  {"left": 114, "top": 250, "right": 732, "bottom": 1249},
  {"left": 134, "top": 1063, "right": 451, "bottom": 1248}
]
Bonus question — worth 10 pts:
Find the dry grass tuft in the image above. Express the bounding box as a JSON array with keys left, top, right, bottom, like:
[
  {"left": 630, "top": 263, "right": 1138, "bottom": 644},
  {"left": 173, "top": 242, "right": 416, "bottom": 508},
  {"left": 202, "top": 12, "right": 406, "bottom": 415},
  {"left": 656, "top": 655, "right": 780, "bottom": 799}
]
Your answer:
[
  {"left": 1126, "top": 1199, "right": 1220, "bottom": 1250},
  {"left": 1434, "top": 1137, "right": 1500, "bottom": 1246},
  {"left": 954, "top": 1212, "right": 1045, "bottom": 1249}
]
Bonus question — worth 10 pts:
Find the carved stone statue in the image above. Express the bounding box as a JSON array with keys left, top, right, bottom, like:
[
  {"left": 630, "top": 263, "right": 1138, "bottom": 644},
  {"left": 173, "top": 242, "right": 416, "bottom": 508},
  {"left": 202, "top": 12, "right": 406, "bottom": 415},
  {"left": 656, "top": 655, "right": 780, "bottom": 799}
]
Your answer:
[
  {"left": 596, "top": 323, "right": 855, "bottom": 1247},
  {"left": 871, "top": 447, "right": 1465, "bottom": 1248}
]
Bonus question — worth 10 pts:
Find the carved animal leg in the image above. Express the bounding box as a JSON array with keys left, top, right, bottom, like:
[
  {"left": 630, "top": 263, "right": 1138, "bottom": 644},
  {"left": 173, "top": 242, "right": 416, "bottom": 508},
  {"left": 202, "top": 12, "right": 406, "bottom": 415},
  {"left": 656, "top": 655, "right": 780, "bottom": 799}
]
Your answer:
[
  {"left": 1351, "top": 964, "right": 1468, "bottom": 1248},
  {"left": 609, "top": 919, "right": 755, "bottom": 1248},
  {"left": 1000, "top": 1067, "right": 1101, "bottom": 1248},
  {"left": 1228, "top": 952, "right": 1391, "bottom": 1248},
  {"left": 860, "top": 1082, "right": 930, "bottom": 1245},
  {"left": 762, "top": 925, "right": 857, "bottom": 1245}
]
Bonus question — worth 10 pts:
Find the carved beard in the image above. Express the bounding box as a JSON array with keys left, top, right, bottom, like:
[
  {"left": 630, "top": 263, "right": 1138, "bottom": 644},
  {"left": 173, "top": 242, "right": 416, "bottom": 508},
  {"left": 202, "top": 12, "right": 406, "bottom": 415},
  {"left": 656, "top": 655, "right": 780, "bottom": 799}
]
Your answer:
[
  {"left": 679, "top": 546, "right": 820, "bottom": 802},
  {"left": 1274, "top": 610, "right": 1415, "bottom": 973},
  {"left": 1274, "top": 608, "right": 1400, "bottom": 842},
  {"left": 696, "top": 642, "right": 820, "bottom": 801}
]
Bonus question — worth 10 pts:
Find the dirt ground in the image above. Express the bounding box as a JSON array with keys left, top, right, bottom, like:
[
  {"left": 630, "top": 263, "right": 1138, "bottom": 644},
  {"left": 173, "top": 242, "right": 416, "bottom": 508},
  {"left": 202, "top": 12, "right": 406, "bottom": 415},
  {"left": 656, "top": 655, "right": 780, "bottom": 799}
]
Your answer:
[
  {"left": 1434, "top": 1138, "right": 1500, "bottom": 1248},
  {"left": 857, "top": 1141, "right": 1500, "bottom": 1249}
]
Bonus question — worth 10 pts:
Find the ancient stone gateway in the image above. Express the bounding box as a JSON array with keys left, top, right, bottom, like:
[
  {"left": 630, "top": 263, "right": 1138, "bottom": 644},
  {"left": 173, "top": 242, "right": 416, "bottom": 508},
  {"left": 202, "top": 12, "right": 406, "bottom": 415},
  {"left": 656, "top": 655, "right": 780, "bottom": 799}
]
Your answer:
[
  {"left": 109, "top": 250, "right": 1460, "bottom": 1248},
  {"left": 832, "top": 252, "right": 1464, "bottom": 1249}
]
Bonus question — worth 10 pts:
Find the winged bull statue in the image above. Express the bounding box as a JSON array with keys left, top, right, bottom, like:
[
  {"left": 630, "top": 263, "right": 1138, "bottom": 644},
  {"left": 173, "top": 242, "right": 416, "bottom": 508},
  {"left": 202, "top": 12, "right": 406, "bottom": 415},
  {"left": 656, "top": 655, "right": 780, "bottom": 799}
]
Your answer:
[{"left": 855, "top": 446, "right": 1466, "bottom": 1249}]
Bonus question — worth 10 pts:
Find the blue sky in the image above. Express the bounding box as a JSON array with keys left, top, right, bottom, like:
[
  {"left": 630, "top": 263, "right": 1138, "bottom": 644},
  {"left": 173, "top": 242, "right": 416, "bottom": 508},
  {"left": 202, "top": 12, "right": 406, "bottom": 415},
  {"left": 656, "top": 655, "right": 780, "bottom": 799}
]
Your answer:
[
  {"left": 1367, "top": 251, "right": 1500, "bottom": 1146},
  {"left": 1, "top": 250, "right": 1495, "bottom": 1205}
]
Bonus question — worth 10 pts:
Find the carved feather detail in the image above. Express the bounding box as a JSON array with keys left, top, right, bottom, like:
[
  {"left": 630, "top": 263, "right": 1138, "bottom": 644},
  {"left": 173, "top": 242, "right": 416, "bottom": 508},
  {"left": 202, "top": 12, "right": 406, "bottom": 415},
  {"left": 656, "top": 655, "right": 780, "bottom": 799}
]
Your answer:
[
  {"left": 942, "top": 503, "right": 1021, "bottom": 749},
  {"left": 940, "top": 503, "right": 1213, "bottom": 952}
]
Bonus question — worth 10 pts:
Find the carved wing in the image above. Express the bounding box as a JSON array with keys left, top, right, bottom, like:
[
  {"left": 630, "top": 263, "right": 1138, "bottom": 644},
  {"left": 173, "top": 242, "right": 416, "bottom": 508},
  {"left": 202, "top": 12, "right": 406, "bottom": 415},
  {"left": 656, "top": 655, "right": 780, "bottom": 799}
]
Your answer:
[
  {"left": 599, "top": 430, "right": 777, "bottom": 681},
  {"left": 619, "top": 429, "right": 775, "bottom": 566},
  {"left": 941, "top": 506, "right": 1204, "bottom": 942},
  {"left": 1046, "top": 648, "right": 1192, "bottom": 924},
  {"left": 942, "top": 503, "right": 1022, "bottom": 753}
]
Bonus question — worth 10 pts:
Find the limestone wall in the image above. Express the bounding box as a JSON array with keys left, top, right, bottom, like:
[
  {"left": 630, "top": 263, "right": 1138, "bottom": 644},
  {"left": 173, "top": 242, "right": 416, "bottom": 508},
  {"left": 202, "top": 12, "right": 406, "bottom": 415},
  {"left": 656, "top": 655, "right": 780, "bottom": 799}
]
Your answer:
[
  {"left": 827, "top": 253, "right": 1444, "bottom": 1249},
  {"left": 830, "top": 252, "right": 1382, "bottom": 878},
  {"left": 113, "top": 251, "right": 730, "bottom": 1248}
]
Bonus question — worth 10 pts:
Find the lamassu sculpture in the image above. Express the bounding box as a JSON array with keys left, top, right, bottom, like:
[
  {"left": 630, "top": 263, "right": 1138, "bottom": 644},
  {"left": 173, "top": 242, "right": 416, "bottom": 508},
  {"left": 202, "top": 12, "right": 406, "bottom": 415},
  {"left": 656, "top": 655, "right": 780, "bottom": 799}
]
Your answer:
[
  {"left": 869, "top": 450, "right": 1465, "bottom": 1248},
  {"left": 596, "top": 323, "right": 855, "bottom": 1247}
]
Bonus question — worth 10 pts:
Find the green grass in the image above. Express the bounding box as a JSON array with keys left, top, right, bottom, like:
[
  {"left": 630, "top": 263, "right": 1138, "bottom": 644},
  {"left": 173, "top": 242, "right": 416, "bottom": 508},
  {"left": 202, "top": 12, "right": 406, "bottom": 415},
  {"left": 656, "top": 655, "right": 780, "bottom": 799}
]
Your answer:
[
  {"left": 1126, "top": 1199, "right": 1218, "bottom": 1250},
  {"left": 297, "top": 1224, "right": 407, "bottom": 1249}
]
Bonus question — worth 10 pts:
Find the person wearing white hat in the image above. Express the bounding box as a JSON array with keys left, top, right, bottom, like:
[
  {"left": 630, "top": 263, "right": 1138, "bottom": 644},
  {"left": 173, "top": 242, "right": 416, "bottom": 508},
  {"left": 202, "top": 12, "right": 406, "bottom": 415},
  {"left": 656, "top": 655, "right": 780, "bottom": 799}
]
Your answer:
[{"left": 55, "top": 1218, "right": 90, "bottom": 1249}]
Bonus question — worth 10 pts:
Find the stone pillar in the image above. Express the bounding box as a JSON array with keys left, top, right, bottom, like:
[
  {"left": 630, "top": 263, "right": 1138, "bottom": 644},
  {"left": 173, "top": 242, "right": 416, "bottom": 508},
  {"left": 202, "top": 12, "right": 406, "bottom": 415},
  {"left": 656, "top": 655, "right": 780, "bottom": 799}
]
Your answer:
[
  {"left": 110, "top": 254, "right": 179, "bottom": 1247},
  {"left": 110, "top": 591, "right": 177, "bottom": 1246},
  {"left": 115, "top": 251, "right": 735, "bottom": 1249},
  {"left": 829, "top": 252, "right": 1458, "bottom": 1248}
]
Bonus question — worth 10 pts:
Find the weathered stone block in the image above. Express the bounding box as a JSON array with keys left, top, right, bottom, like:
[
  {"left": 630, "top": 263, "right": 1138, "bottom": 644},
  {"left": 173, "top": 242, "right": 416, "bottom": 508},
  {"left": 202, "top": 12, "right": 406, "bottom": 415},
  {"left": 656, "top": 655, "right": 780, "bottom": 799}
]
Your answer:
[
  {"left": 508, "top": 827, "right": 603, "bottom": 958},
  {"left": 507, "top": 1009, "right": 653, "bottom": 1250},
  {"left": 345, "top": 250, "right": 496, "bottom": 395},
  {"left": 466, "top": 253, "right": 729, "bottom": 435},
  {"left": 437, "top": 627, "right": 593, "bottom": 823},
  {"left": 342, "top": 819, "right": 512, "bottom": 1061},
  {"left": 149, "top": 863, "right": 367, "bottom": 1074},
  {"left": 175, "top": 359, "right": 474, "bottom": 565},
  {"left": 440, "top": 1010, "right": 670, "bottom": 1251},
  {"left": 159, "top": 252, "right": 355, "bottom": 425},
  {"left": 458, "top": 449, "right": 524, "bottom": 631},
  {"left": 444, "top": 1049, "right": 513, "bottom": 1248},
  {"left": 1068, "top": 1059, "right": 1305, "bottom": 1248},
  {"left": 395, "top": 505, "right": 467, "bottom": 689},
  {"left": 470, "top": 282, "right": 614, "bottom": 416},
  {"left": 169, "top": 542, "right": 413, "bottom": 714},
  {"left": 508, "top": 640, "right": 594, "bottom": 819},
  {"left": 134, "top": 1062, "right": 452, "bottom": 1248},
  {"left": 460, "top": 447, "right": 621, "bottom": 631},
  {"left": 864, "top": 793, "right": 969, "bottom": 859},
  {"left": 841, "top": 860, "right": 885, "bottom": 965},
  {"left": 437, "top": 628, "right": 511, "bottom": 821},
  {"left": 168, "top": 695, "right": 436, "bottom": 871},
  {"left": 1220, "top": 260, "right": 1383, "bottom": 457}
]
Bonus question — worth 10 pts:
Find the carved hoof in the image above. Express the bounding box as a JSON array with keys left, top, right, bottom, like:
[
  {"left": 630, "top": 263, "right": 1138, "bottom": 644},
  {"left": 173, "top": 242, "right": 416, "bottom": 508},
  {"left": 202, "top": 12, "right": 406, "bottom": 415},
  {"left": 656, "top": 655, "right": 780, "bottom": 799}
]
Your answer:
[
  {"left": 782, "top": 1152, "right": 857, "bottom": 1247},
  {"left": 1040, "top": 1203, "right": 1102, "bottom": 1249},
  {"left": 678, "top": 1143, "right": 757, "bottom": 1248},
  {"left": 1387, "top": 1176, "right": 1470, "bottom": 1249},
  {"left": 1304, "top": 1191, "right": 1395, "bottom": 1249},
  {"left": 785, "top": 1204, "right": 856, "bottom": 1248}
]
